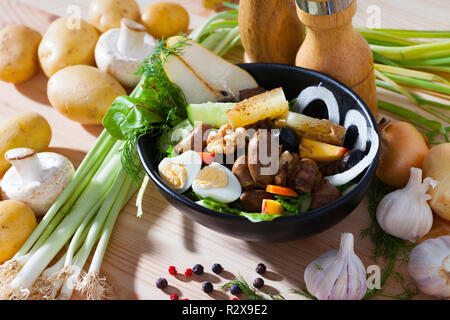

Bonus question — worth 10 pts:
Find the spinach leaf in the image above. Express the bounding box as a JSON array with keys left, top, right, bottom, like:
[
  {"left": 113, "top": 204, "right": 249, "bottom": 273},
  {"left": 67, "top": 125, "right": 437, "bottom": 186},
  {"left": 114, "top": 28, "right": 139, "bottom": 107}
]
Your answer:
[
  {"left": 103, "top": 96, "right": 164, "bottom": 140},
  {"left": 197, "top": 199, "right": 283, "bottom": 222},
  {"left": 238, "top": 212, "right": 283, "bottom": 222}
]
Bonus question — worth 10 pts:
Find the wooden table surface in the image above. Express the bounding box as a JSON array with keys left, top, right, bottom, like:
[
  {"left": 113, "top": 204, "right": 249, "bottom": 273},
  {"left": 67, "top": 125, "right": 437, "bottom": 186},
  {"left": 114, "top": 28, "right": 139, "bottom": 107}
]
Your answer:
[{"left": 0, "top": 0, "right": 449, "bottom": 300}]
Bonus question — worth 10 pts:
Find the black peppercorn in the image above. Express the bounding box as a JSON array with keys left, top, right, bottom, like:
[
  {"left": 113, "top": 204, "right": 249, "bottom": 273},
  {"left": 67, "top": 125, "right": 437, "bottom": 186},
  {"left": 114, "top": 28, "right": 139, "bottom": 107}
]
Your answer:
[
  {"left": 202, "top": 282, "right": 213, "bottom": 293},
  {"left": 255, "top": 263, "right": 266, "bottom": 275},
  {"left": 212, "top": 263, "right": 223, "bottom": 274},
  {"left": 155, "top": 278, "right": 168, "bottom": 289},
  {"left": 229, "top": 284, "right": 242, "bottom": 296},
  {"left": 253, "top": 277, "right": 264, "bottom": 289},
  {"left": 193, "top": 264, "right": 204, "bottom": 275}
]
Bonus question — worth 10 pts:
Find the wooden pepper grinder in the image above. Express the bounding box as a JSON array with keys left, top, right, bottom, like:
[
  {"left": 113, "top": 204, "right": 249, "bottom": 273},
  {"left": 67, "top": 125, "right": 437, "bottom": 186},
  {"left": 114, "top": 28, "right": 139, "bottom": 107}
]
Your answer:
[
  {"left": 239, "top": 0, "right": 305, "bottom": 65},
  {"left": 295, "top": 0, "right": 378, "bottom": 117}
]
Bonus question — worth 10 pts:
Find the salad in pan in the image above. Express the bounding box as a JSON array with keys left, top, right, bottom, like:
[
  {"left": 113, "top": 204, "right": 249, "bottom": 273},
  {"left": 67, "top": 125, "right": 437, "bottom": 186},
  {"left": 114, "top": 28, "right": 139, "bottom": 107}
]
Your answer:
[{"left": 150, "top": 37, "right": 378, "bottom": 222}]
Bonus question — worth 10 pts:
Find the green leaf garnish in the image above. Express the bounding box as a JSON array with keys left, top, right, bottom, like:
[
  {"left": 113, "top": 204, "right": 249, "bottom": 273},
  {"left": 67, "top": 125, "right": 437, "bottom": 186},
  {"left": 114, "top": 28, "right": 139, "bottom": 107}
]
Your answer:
[
  {"left": 103, "top": 96, "right": 164, "bottom": 140},
  {"left": 275, "top": 194, "right": 312, "bottom": 215},
  {"left": 102, "top": 37, "right": 190, "bottom": 179}
]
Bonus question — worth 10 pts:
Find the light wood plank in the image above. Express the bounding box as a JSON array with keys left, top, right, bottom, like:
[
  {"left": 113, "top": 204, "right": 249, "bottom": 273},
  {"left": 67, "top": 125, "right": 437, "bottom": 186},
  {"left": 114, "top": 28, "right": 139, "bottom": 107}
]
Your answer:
[{"left": 1, "top": 0, "right": 448, "bottom": 300}]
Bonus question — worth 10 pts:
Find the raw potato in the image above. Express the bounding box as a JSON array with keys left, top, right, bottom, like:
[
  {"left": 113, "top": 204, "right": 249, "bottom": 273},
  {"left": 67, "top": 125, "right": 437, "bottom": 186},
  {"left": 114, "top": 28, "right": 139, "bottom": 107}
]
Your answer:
[
  {"left": 142, "top": 2, "right": 189, "bottom": 39},
  {"left": 0, "top": 24, "right": 42, "bottom": 83},
  {"left": 0, "top": 112, "right": 52, "bottom": 176},
  {"left": 47, "top": 65, "right": 126, "bottom": 124},
  {"left": 423, "top": 143, "right": 450, "bottom": 221},
  {"left": 38, "top": 17, "right": 99, "bottom": 77},
  {"left": 0, "top": 200, "right": 37, "bottom": 263},
  {"left": 88, "top": 0, "right": 141, "bottom": 33}
]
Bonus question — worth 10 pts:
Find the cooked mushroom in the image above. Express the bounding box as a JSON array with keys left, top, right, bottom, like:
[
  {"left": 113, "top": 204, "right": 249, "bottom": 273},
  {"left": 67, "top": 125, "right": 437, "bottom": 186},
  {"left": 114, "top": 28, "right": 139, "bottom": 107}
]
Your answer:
[
  {"left": 95, "top": 18, "right": 156, "bottom": 87},
  {"left": 310, "top": 179, "right": 341, "bottom": 210},
  {"left": 0, "top": 148, "right": 75, "bottom": 216},
  {"left": 239, "top": 189, "right": 275, "bottom": 213},
  {"left": 248, "top": 129, "right": 279, "bottom": 188},
  {"left": 174, "top": 123, "right": 212, "bottom": 154},
  {"left": 274, "top": 151, "right": 299, "bottom": 186},
  {"left": 232, "top": 155, "right": 255, "bottom": 190},
  {"left": 290, "top": 158, "right": 321, "bottom": 194}
]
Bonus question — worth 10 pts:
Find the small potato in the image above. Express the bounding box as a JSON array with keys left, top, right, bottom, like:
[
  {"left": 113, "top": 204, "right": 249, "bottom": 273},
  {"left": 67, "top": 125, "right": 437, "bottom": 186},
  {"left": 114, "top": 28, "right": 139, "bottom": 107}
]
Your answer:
[
  {"left": 47, "top": 65, "right": 126, "bottom": 124},
  {"left": 88, "top": 0, "right": 141, "bottom": 33},
  {"left": 0, "top": 24, "right": 42, "bottom": 83},
  {"left": 0, "top": 200, "right": 37, "bottom": 263},
  {"left": 142, "top": 2, "right": 189, "bottom": 39},
  {"left": 38, "top": 17, "right": 99, "bottom": 77},
  {"left": 0, "top": 112, "right": 52, "bottom": 176}
]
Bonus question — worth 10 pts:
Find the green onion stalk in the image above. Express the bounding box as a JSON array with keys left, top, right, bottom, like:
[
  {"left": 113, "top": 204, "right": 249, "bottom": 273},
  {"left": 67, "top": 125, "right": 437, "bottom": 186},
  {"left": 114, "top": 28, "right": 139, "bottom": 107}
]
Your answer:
[
  {"left": 0, "top": 19, "right": 241, "bottom": 299},
  {"left": 356, "top": 28, "right": 449, "bottom": 142},
  {"left": 0, "top": 134, "right": 139, "bottom": 299},
  {"left": 188, "top": 4, "right": 241, "bottom": 57}
]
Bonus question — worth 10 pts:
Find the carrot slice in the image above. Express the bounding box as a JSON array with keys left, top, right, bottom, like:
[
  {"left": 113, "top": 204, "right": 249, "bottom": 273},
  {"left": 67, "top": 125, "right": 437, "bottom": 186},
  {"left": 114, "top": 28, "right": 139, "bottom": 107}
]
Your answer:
[
  {"left": 266, "top": 185, "right": 298, "bottom": 197},
  {"left": 198, "top": 152, "right": 215, "bottom": 164}
]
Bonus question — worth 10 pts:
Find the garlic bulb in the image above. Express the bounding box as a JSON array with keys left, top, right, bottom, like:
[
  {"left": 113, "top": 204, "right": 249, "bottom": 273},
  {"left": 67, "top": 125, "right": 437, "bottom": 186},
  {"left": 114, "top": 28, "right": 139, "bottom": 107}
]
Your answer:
[
  {"left": 408, "top": 236, "right": 450, "bottom": 298},
  {"left": 304, "top": 233, "right": 367, "bottom": 300},
  {"left": 376, "top": 167, "right": 437, "bottom": 242}
]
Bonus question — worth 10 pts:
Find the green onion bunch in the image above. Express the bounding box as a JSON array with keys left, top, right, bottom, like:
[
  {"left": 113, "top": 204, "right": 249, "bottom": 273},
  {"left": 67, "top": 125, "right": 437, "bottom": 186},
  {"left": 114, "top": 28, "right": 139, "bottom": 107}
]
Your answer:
[{"left": 357, "top": 28, "right": 450, "bottom": 144}]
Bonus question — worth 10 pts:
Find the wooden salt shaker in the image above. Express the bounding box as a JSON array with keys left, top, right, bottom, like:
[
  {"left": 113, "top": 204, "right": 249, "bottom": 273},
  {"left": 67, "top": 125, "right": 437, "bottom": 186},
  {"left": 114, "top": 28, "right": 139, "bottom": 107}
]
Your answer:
[
  {"left": 239, "top": 0, "right": 305, "bottom": 65},
  {"left": 295, "top": 0, "right": 378, "bottom": 117}
]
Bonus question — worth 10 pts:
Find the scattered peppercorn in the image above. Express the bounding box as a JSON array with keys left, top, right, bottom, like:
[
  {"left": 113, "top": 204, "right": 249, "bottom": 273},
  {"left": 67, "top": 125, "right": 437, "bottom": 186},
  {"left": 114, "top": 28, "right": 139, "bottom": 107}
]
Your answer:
[
  {"left": 170, "top": 294, "right": 179, "bottom": 300},
  {"left": 184, "top": 268, "right": 193, "bottom": 277},
  {"left": 255, "top": 263, "right": 266, "bottom": 275},
  {"left": 229, "top": 284, "right": 242, "bottom": 296},
  {"left": 253, "top": 277, "right": 264, "bottom": 289},
  {"left": 212, "top": 263, "right": 223, "bottom": 274},
  {"left": 168, "top": 266, "right": 177, "bottom": 276},
  {"left": 193, "top": 264, "right": 204, "bottom": 275},
  {"left": 232, "top": 297, "right": 238, "bottom": 300},
  {"left": 202, "top": 282, "right": 213, "bottom": 293},
  {"left": 183, "top": 298, "right": 189, "bottom": 300},
  {"left": 155, "top": 278, "right": 168, "bottom": 289}
]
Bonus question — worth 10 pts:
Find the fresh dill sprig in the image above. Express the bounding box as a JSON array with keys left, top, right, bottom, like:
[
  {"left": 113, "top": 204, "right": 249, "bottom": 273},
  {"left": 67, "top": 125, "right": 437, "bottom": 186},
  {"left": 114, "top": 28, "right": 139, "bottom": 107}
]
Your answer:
[
  {"left": 221, "top": 275, "right": 266, "bottom": 300},
  {"left": 105, "top": 37, "right": 190, "bottom": 180},
  {"left": 221, "top": 274, "right": 286, "bottom": 300},
  {"left": 135, "top": 37, "right": 189, "bottom": 126},
  {"left": 289, "top": 288, "right": 317, "bottom": 300}
]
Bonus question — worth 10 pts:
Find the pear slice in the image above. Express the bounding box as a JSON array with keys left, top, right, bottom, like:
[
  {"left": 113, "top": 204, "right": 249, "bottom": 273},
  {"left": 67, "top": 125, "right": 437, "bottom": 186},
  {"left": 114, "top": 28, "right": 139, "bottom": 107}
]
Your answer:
[
  {"left": 163, "top": 54, "right": 220, "bottom": 104},
  {"left": 165, "top": 36, "right": 259, "bottom": 102}
]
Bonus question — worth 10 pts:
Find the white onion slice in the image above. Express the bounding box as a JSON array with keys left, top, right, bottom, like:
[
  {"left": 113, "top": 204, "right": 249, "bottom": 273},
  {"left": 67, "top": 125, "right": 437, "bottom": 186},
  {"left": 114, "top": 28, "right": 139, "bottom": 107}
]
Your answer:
[
  {"left": 292, "top": 86, "right": 340, "bottom": 124},
  {"left": 343, "top": 110, "right": 368, "bottom": 152},
  {"left": 325, "top": 127, "right": 379, "bottom": 186}
]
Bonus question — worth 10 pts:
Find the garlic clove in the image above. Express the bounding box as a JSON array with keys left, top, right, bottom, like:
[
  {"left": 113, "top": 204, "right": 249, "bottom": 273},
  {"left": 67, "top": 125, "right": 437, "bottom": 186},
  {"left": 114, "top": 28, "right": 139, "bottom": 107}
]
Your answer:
[
  {"left": 304, "top": 233, "right": 367, "bottom": 300},
  {"left": 408, "top": 236, "right": 450, "bottom": 298},
  {"left": 376, "top": 167, "right": 436, "bottom": 242}
]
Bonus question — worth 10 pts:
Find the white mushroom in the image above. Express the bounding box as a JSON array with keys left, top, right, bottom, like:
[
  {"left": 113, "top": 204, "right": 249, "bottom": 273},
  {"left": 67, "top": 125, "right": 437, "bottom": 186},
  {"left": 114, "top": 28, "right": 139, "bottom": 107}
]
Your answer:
[
  {"left": 0, "top": 148, "right": 75, "bottom": 216},
  {"left": 95, "top": 18, "right": 156, "bottom": 87}
]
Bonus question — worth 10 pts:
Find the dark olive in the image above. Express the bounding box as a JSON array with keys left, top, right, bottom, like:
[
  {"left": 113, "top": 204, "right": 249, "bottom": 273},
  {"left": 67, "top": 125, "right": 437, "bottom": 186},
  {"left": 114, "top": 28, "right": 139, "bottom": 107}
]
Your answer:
[
  {"left": 340, "top": 149, "right": 365, "bottom": 172},
  {"left": 279, "top": 127, "right": 300, "bottom": 153}
]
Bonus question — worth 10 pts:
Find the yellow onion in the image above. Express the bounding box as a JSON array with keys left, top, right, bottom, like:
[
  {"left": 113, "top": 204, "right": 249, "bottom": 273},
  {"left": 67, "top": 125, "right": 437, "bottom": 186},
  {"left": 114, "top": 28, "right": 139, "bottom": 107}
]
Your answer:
[
  {"left": 423, "top": 143, "right": 450, "bottom": 221},
  {"left": 376, "top": 120, "right": 429, "bottom": 188}
]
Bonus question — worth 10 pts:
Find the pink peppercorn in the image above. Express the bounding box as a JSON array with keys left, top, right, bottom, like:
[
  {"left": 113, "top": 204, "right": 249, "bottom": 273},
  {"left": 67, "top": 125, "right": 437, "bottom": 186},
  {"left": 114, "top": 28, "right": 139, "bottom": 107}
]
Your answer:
[
  {"left": 170, "top": 294, "right": 179, "bottom": 300},
  {"left": 184, "top": 268, "right": 193, "bottom": 277},
  {"left": 168, "top": 266, "right": 177, "bottom": 276}
]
